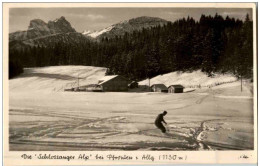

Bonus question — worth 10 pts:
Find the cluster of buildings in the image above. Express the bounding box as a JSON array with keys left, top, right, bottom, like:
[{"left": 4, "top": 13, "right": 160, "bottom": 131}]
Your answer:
[
  {"left": 65, "top": 75, "right": 184, "bottom": 93},
  {"left": 151, "top": 84, "right": 184, "bottom": 93}
]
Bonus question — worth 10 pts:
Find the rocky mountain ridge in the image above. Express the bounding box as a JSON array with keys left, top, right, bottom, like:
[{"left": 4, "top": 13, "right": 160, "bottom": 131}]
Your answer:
[
  {"left": 83, "top": 16, "right": 169, "bottom": 40},
  {"left": 9, "top": 16, "right": 169, "bottom": 49},
  {"left": 9, "top": 16, "right": 76, "bottom": 42},
  {"left": 9, "top": 16, "right": 87, "bottom": 49}
]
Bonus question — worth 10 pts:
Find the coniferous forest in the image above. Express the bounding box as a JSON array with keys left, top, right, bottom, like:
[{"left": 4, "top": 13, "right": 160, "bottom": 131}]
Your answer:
[{"left": 9, "top": 14, "right": 253, "bottom": 80}]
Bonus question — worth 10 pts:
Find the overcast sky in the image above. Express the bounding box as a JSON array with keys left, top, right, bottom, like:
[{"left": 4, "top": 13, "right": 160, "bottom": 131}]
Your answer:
[{"left": 9, "top": 8, "right": 252, "bottom": 33}]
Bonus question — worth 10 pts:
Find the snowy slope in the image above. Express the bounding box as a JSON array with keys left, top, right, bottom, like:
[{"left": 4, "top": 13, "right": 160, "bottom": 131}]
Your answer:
[
  {"left": 139, "top": 70, "right": 237, "bottom": 88},
  {"left": 9, "top": 66, "right": 253, "bottom": 151},
  {"left": 10, "top": 67, "right": 239, "bottom": 92},
  {"left": 9, "top": 66, "right": 107, "bottom": 92},
  {"left": 82, "top": 30, "right": 92, "bottom": 35}
]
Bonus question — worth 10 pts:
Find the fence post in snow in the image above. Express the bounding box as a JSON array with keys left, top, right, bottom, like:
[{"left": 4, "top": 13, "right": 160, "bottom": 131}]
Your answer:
[{"left": 241, "top": 76, "right": 243, "bottom": 92}]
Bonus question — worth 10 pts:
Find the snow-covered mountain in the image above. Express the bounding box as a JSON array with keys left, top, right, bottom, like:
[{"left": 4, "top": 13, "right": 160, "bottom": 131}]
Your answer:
[
  {"left": 9, "top": 15, "right": 168, "bottom": 49},
  {"left": 9, "top": 16, "right": 169, "bottom": 48},
  {"left": 84, "top": 25, "right": 115, "bottom": 38},
  {"left": 82, "top": 16, "right": 168, "bottom": 40}
]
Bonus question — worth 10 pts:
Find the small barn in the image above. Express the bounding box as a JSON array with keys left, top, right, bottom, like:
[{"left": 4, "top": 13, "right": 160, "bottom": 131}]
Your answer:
[
  {"left": 98, "top": 75, "right": 129, "bottom": 92},
  {"left": 168, "top": 84, "right": 184, "bottom": 93},
  {"left": 128, "top": 81, "right": 139, "bottom": 89},
  {"left": 151, "top": 84, "right": 168, "bottom": 93}
]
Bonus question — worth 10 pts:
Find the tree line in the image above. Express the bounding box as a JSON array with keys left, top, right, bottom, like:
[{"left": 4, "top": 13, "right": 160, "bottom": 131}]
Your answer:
[{"left": 9, "top": 14, "right": 253, "bottom": 80}]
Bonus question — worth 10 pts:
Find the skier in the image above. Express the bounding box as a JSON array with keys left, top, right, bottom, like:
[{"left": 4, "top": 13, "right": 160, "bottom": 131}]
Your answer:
[{"left": 155, "top": 111, "right": 168, "bottom": 133}]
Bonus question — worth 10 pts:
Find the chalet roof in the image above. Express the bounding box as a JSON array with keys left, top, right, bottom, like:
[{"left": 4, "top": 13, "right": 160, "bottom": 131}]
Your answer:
[
  {"left": 98, "top": 75, "right": 118, "bottom": 85},
  {"left": 168, "top": 84, "right": 184, "bottom": 88},
  {"left": 151, "top": 84, "right": 168, "bottom": 90}
]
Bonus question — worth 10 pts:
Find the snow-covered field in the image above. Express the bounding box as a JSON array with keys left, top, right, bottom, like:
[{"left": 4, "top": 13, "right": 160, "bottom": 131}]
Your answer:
[
  {"left": 9, "top": 66, "right": 254, "bottom": 150},
  {"left": 9, "top": 66, "right": 107, "bottom": 92}
]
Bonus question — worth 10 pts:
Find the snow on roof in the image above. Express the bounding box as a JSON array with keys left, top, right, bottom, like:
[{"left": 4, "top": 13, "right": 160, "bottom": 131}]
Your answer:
[{"left": 98, "top": 75, "right": 118, "bottom": 85}]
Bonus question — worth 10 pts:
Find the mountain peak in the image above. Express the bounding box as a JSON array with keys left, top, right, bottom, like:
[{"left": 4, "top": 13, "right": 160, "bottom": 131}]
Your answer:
[
  {"left": 60, "top": 16, "right": 66, "bottom": 20},
  {"left": 83, "top": 16, "right": 168, "bottom": 40},
  {"left": 54, "top": 16, "right": 66, "bottom": 22},
  {"left": 48, "top": 16, "right": 76, "bottom": 33},
  {"left": 129, "top": 16, "right": 168, "bottom": 24},
  {"left": 29, "top": 19, "right": 46, "bottom": 24},
  {"left": 10, "top": 16, "right": 76, "bottom": 42},
  {"left": 28, "top": 19, "right": 48, "bottom": 31},
  {"left": 131, "top": 16, "right": 158, "bottom": 19}
]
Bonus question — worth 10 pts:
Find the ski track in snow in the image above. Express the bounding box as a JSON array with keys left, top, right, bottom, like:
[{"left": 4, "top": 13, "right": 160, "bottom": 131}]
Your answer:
[
  {"left": 9, "top": 66, "right": 254, "bottom": 151},
  {"left": 10, "top": 108, "right": 245, "bottom": 151}
]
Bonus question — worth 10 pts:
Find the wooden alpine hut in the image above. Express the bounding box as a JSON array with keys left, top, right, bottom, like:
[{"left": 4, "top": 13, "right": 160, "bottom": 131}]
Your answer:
[
  {"left": 98, "top": 75, "right": 129, "bottom": 92},
  {"left": 150, "top": 84, "right": 168, "bottom": 93},
  {"left": 168, "top": 84, "right": 184, "bottom": 93}
]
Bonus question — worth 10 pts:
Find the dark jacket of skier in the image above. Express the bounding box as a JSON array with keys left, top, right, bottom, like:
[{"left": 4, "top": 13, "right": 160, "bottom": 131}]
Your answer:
[{"left": 155, "top": 111, "right": 167, "bottom": 133}]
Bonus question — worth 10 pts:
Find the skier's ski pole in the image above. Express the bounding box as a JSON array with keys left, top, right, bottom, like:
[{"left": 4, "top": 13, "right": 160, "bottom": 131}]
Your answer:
[{"left": 165, "top": 124, "right": 170, "bottom": 132}]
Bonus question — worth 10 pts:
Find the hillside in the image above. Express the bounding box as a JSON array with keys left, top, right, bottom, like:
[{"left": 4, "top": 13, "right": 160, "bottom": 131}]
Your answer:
[
  {"left": 139, "top": 70, "right": 238, "bottom": 88},
  {"left": 10, "top": 66, "right": 242, "bottom": 93},
  {"left": 9, "top": 66, "right": 107, "bottom": 92},
  {"left": 9, "top": 66, "right": 254, "bottom": 151}
]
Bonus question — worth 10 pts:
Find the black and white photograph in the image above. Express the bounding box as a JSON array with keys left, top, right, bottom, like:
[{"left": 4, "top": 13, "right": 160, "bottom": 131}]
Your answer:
[{"left": 7, "top": 3, "right": 255, "bottom": 153}]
